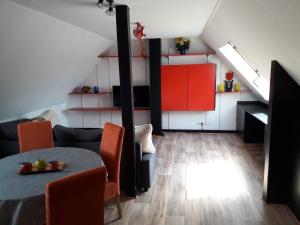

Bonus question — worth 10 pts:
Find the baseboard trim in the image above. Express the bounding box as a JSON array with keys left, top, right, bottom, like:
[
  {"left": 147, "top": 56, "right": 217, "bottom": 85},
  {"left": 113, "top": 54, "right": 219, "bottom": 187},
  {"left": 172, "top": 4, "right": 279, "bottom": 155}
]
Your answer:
[{"left": 162, "top": 129, "right": 237, "bottom": 133}]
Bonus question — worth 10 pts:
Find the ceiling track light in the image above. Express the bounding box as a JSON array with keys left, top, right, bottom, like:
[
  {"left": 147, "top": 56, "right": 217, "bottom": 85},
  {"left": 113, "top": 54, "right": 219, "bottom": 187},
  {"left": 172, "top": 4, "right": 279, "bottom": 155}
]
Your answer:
[
  {"left": 106, "top": 6, "right": 115, "bottom": 16},
  {"left": 97, "top": 0, "right": 115, "bottom": 16},
  {"left": 96, "top": 0, "right": 105, "bottom": 8}
]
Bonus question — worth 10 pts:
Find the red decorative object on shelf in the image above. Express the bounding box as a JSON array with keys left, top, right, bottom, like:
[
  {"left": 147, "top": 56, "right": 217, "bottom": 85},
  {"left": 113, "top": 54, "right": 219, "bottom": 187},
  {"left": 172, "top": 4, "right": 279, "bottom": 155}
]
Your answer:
[
  {"left": 226, "top": 71, "right": 234, "bottom": 81},
  {"left": 133, "top": 22, "right": 146, "bottom": 40},
  {"left": 225, "top": 71, "right": 234, "bottom": 92}
]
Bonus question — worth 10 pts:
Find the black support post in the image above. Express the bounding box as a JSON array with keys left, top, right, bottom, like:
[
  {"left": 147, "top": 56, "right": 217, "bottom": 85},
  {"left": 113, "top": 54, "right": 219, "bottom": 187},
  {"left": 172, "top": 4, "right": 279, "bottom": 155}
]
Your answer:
[
  {"left": 115, "top": 5, "right": 136, "bottom": 197},
  {"left": 263, "top": 61, "right": 300, "bottom": 203},
  {"left": 149, "top": 38, "right": 163, "bottom": 135}
]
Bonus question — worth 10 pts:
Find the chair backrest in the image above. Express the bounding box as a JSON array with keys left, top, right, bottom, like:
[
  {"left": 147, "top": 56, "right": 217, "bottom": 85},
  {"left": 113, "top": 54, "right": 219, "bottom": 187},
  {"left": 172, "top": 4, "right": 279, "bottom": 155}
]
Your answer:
[
  {"left": 18, "top": 121, "right": 54, "bottom": 153},
  {"left": 46, "top": 166, "right": 106, "bottom": 225},
  {"left": 99, "top": 122, "right": 125, "bottom": 193}
]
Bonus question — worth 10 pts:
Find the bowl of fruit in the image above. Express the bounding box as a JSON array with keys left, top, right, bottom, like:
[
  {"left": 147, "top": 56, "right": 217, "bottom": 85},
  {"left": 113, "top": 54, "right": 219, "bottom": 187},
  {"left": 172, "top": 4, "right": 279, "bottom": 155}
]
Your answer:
[{"left": 18, "top": 159, "right": 65, "bottom": 174}]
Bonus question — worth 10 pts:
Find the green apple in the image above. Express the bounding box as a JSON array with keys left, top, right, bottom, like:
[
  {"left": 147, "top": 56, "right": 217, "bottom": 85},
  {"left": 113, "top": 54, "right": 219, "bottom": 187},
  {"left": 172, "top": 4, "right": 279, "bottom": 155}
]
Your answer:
[{"left": 34, "top": 159, "right": 47, "bottom": 170}]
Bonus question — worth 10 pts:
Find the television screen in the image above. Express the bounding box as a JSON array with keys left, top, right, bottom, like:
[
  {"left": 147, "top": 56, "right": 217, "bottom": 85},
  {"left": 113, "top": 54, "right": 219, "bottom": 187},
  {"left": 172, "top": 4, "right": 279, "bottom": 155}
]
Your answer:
[
  {"left": 134, "top": 86, "right": 149, "bottom": 107},
  {"left": 112, "top": 86, "right": 121, "bottom": 107},
  {"left": 112, "top": 85, "right": 149, "bottom": 107}
]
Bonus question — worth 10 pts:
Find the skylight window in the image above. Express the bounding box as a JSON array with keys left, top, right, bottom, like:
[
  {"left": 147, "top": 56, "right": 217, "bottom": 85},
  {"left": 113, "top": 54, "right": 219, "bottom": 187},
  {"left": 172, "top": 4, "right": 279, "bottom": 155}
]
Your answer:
[{"left": 219, "top": 43, "right": 269, "bottom": 101}]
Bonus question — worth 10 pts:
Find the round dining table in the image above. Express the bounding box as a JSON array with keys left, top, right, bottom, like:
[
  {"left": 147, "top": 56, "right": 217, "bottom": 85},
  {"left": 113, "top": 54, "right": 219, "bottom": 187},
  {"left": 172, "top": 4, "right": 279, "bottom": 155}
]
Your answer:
[{"left": 0, "top": 147, "right": 104, "bottom": 225}]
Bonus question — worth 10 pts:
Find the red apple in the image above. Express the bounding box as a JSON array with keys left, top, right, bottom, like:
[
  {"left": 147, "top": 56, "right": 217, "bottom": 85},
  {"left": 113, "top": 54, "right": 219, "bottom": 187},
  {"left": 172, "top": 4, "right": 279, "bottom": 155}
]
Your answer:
[
  {"left": 20, "top": 162, "right": 32, "bottom": 173},
  {"left": 49, "top": 160, "right": 59, "bottom": 170}
]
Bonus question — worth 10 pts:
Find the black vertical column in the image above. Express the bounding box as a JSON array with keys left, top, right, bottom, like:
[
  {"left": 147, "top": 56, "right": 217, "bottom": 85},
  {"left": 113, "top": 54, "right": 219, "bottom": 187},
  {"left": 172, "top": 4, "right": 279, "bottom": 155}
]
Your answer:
[
  {"left": 149, "top": 38, "right": 163, "bottom": 135},
  {"left": 115, "top": 5, "right": 136, "bottom": 197},
  {"left": 263, "top": 61, "right": 300, "bottom": 203}
]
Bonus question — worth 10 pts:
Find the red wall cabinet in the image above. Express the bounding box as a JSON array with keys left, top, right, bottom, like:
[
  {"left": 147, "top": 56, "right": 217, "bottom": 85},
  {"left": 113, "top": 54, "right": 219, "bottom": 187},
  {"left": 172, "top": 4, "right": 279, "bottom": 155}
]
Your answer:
[
  {"left": 161, "top": 64, "right": 216, "bottom": 111},
  {"left": 161, "top": 65, "right": 188, "bottom": 111},
  {"left": 187, "top": 64, "right": 216, "bottom": 111}
]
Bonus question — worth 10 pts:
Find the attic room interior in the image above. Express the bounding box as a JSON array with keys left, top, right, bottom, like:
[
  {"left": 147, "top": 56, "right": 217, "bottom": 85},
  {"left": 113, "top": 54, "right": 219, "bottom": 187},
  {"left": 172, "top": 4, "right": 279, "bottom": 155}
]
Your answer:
[{"left": 1, "top": 0, "right": 300, "bottom": 224}]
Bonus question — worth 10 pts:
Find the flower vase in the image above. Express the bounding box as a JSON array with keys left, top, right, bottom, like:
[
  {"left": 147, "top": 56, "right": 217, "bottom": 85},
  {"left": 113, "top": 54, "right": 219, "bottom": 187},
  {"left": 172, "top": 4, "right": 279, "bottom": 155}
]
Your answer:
[{"left": 179, "top": 49, "right": 186, "bottom": 55}]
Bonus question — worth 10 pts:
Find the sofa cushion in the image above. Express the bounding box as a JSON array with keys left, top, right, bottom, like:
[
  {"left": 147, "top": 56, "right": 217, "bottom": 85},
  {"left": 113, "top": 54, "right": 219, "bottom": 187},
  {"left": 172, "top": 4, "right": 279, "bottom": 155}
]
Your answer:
[
  {"left": 31, "top": 109, "right": 58, "bottom": 127},
  {"left": 0, "top": 119, "right": 31, "bottom": 141},
  {"left": 135, "top": 124, "right": 155, "bottom": 153},
  {"left": 53, "top": 125, "right": 102, "bottom": 142}
]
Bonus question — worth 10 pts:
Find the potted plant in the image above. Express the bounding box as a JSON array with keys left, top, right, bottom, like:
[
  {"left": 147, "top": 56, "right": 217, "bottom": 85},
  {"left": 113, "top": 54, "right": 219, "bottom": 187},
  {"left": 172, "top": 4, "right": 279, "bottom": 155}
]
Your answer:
[
  {"left": 175, "top": 37, "right": 191, "bottom": 55},
  {"left": 82, "top": 86, "right": 91, "bottom": 93}
]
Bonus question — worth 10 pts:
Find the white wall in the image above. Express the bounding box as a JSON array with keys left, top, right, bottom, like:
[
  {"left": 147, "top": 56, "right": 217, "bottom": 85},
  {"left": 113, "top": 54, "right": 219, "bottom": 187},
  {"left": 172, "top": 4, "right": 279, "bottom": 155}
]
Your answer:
[
  {"left": 67, "top": 40, "right": 150, "bottom": 128},
  {"left": 0, "top": 0, "right": 113, "bottom": 121},
  {"left": 67, "top": 38, "right": 258, "bottom": 130}
]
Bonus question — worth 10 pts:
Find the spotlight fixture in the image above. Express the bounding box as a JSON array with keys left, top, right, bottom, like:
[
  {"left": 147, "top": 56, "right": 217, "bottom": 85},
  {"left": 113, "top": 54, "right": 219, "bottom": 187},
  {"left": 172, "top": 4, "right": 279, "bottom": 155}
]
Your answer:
[
  {"left": 97, "top": 0, "right": 104, "bottom": 8},
  {"left": 97, "top": 0, "right": 116, "bottom": 16}
]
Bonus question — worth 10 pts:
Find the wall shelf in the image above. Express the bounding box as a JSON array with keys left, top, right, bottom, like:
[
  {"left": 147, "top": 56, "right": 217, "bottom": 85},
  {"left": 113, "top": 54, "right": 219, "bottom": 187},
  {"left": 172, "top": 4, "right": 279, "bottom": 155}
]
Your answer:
[
  {"left": 216, "top": 90, "right": 250, "bottom": 94},
  {"left": 98, "top": 51, "right": 216, "bottom": 58},
  {"left": 68, "top": 107, "right": 150, "bottom": 112},
  {"left": 161, "top": 52, "right": 216, "bottom": 57},
  {"left": 68, "top": 92, "right": 111, "bottom": 96},
  {"left": 98, "top": 55, "right": 146, "bottom": 58}
]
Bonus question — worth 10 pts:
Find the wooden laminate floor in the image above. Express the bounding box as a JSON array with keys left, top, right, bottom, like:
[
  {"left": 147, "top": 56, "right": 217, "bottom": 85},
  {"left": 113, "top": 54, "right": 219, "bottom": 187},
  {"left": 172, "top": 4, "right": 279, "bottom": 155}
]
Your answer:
[{"left": 104, "top": 132, "right": 300, "bottom": 225}]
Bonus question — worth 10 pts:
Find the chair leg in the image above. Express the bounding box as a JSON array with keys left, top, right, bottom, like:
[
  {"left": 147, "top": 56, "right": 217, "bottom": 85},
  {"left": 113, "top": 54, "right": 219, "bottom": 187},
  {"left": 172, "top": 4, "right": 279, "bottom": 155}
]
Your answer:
[{"left": 116, "top": 195, "right": 122, "bottom": 219}]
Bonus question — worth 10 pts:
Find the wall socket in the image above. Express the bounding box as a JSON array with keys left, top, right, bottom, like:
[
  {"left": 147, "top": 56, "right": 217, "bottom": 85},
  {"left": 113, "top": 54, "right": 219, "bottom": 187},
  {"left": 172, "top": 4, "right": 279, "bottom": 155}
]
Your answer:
[{"left": 197, "top": 122, "right": 209, "bottom": 126}]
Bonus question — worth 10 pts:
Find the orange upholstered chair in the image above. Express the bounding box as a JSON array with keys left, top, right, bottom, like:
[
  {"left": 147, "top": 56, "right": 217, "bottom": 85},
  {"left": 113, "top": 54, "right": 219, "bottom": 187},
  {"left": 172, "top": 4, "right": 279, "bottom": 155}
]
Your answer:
[
  {"left": 45, "top": 166, "right": 106, "bottom": 225},
  {"left": 18, "top": 121, "right": 54, "bottom": 153},
  {"left": 100, "top": 122, "right": 125, "bottom": 219}
]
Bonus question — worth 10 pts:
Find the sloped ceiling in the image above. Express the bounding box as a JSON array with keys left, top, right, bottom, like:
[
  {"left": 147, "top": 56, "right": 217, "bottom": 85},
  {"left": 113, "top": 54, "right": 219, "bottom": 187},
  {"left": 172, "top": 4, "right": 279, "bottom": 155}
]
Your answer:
[
  {"left": 12, "top": 0, "right": 219, "bottom": 39},
  {"left": 0, "top": 0, "right": 113, "bottom": 120},
  {"left": 202, "top": 0, "right": 300, "bottom": 89}
]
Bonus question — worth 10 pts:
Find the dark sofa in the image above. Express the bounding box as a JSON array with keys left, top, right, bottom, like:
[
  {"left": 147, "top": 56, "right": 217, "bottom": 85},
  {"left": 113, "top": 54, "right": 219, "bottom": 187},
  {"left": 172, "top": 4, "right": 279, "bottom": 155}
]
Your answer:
[
  {"left": 53, "top": 125, "right": 156, "bottom": 191},
  {"left": 0, "top": 118, "right": 32, "bottom": 158},
  {"left": 135, "top": 144, "right": 156, "bottom": 191},
  {"left": 52, "top": 125, "right": 102, "bottom": 153},
  {"left": 0, "top": 121, "right": 156, "bottom": 192}
]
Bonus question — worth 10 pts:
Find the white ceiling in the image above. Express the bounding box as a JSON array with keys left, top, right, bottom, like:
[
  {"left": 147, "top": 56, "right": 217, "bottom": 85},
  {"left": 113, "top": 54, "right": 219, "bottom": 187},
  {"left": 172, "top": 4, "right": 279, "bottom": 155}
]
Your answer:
[{"left": 12, "top": 0, "right": 219, "bottom": 40}]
